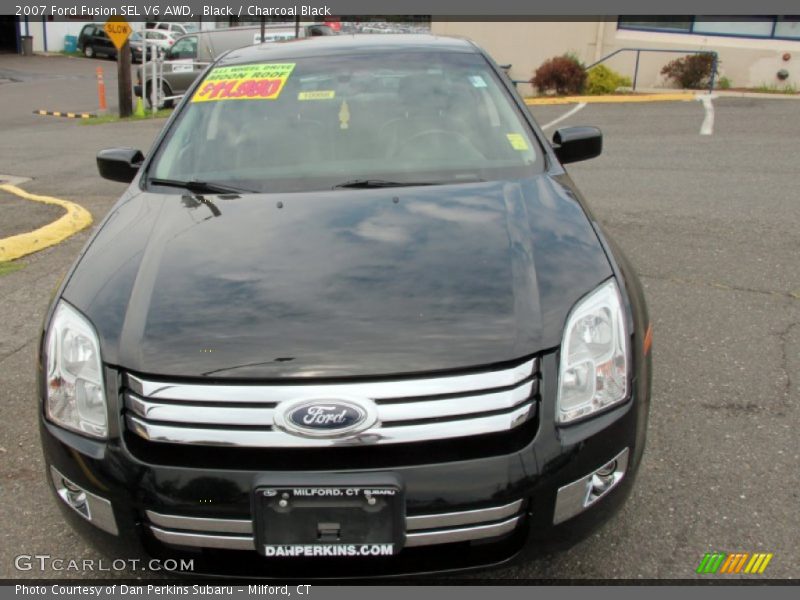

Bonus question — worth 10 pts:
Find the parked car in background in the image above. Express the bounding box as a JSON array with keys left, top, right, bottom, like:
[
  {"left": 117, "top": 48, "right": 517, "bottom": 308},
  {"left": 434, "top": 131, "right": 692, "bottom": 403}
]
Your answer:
[
  {"left": 77, "top": 23, "right": 116, "bottom": 59},
  {"left": 146, "top": 22, "right": 200, "bottom": 36},
  {"left": 127, "top": 32, "right": 161, "bottom": 63},
  {"left": 142, "top": 29, "right": 177, "bottom": 52},
  {"left": 135, "top": 24, "right": 335, "bottom": 108},
  {"left": 44, "top": 35, "right": 651, "bottom": 577},
  {"left": 79, "top": 24, "right": 162, "bottom": 63}
]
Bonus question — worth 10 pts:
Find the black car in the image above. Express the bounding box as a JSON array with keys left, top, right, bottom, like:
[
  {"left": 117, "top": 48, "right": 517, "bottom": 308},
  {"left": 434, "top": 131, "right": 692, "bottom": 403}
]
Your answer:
[
  {"left": 39, "top": 35, "right": 651, "bottom": 577},
  {"left": 77, "top": 23, "right": 116, "bottom": 59}
]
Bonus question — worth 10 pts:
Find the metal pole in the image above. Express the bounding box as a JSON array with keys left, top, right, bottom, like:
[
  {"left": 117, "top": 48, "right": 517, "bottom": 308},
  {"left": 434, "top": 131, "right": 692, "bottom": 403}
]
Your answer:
[
  {"left": 260, "top": 16, "right": 265, "bottom": 43},
  {"left": 632, "top": 50, "right": 640, "bottom": 92},
  {"left": 141, "top": 28, "right": 147, "bottom": 112},
  {"left": 295, "top": 15, "right": 300, "bottom": 38},
  {"left": 151, "top": 39, "right": 157, "bottom": 116},
  {"left": 708, "top": 53, "right": 718, "bottom": 94},
  {"left": 42, "top": 16, "right": 47, "bottom": 52}
]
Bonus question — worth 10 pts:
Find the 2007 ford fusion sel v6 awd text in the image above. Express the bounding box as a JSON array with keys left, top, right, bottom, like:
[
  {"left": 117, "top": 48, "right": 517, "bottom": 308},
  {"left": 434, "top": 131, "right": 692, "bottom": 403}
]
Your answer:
[{"left": 38, "top": 35, "right": 651, "bottom": 577}]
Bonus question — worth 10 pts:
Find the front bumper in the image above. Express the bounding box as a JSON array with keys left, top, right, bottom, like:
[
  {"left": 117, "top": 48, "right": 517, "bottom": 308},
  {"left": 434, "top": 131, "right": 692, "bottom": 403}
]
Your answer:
[{"left": 39, "top": 354, "right": 650, "bottom": 578}]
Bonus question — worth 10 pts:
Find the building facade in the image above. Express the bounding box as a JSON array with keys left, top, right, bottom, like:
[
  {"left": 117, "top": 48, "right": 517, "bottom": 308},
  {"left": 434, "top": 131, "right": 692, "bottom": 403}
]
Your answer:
[{"left": 431, "top": 18, "right": 800, "bottom": 93}]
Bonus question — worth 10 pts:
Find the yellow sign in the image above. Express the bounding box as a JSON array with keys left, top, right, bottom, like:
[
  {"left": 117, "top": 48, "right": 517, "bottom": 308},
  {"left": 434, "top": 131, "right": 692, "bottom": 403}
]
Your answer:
[
  {"left": 298, "top": 90, "right": 336, "bottom": 101},
  {"left": 103, "top": 17, "right": 132, "bottom": 51},
  {"left": 506, "top": 133, "right": 529, "bottom": 151},
  {"left": 191, "top": 63, "right": 296, "bottom": 103}
]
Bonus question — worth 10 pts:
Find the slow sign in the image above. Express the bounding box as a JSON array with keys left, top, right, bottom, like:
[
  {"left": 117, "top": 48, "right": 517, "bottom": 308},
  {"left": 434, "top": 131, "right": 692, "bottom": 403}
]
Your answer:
[{"left": 103, "top": 16, "right": 132, "bottom": 51}]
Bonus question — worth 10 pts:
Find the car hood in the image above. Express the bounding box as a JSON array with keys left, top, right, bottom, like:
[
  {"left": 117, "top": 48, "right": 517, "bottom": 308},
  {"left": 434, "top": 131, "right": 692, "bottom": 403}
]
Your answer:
[{"left": 62, "top": 176, "right": 612, "bottom": 378}]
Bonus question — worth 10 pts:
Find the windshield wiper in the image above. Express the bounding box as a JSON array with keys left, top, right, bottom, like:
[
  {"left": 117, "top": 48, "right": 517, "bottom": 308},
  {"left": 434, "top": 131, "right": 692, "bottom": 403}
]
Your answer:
[
  {"left": 332, "top": 179, "right": 439, "bottom": 189},
  {"left": 147, "top": 178, "right": 256, "bottom": 195}
]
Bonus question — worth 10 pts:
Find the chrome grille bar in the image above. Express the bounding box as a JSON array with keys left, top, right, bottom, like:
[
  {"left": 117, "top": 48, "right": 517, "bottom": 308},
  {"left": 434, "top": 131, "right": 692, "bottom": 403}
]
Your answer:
[
  {"left": 149, "top": 518, "right": 522, "bottom": 550},
  {"left": 127, "top": 359, "right": 535, "bottom": 403},
  {"left": 146, "top": 500, "right": 524, "bottom": 551},
  {"left": 405, "top": 516, "right": 520, "bottom": 547},
  {"left": 145, "top": 499, "right": 523, "bottom": 535},
  {"left": 147, "top": 512, "right": 253, "bottom": 534},
  {"left": 125, "top": 382, "right": 533, "bottom": 427},
  {"left": 405, "top": 499, "right": 522, "bottom": 530},
  {"left": 125, "top": 358, "right": 537, "bottom": 448},
  {"left": 127, "top": 403, "right": 534, "bottom": 447},
  {"left": 150, "top": 526, "right": 254, "bottom": 551}
]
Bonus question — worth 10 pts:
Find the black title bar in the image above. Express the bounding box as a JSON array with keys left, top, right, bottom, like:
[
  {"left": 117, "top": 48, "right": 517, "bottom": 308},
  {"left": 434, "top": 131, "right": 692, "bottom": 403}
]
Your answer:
[{"left": 5, "top": 1, "right": 800, "bottom": 17}]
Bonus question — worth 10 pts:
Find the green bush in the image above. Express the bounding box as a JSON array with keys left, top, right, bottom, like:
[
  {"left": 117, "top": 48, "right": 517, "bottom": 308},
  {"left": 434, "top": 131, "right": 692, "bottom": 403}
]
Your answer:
[
  {"left": 660, "top": 54, "right": 717, "bottom": 89},
  {"left": 716, "top": 75, "right": 732, "bottom": 90},
  {"left": 531, "top": 54, "right": 587, "bottom": 95},
  {"left": 585, "top": 65, "right": 632, "bottom": 95}
]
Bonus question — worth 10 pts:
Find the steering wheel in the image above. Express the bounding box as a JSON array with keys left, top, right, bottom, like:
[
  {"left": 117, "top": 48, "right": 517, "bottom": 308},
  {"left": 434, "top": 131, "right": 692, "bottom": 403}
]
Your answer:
[{"left": 391, "top": 129, "right": 481, "bottom": 158}]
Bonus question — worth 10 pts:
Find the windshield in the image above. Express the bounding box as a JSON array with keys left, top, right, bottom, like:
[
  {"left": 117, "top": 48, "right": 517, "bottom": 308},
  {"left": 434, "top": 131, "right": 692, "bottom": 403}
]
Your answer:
[{"left": 147, "top": 51, "right": 542, "bottom": 193}]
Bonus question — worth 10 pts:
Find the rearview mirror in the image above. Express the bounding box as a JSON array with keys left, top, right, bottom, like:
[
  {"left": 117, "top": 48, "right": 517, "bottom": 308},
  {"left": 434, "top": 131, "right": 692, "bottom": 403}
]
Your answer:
[
  {"left": 97, "top": 148, "right": 144, "bottom": 183},
  {"left": 552, "top": 127, "right": 602, "bottom": 164}
]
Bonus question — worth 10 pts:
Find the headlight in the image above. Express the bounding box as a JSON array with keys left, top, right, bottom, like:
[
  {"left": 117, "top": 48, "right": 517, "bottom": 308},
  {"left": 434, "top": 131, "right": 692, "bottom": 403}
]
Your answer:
[
  {"left": 44, "top": 301, "right": 108, "bottom": 438},
  {"left": 557, "top": 279, "right": 629, "bottom": 424}
]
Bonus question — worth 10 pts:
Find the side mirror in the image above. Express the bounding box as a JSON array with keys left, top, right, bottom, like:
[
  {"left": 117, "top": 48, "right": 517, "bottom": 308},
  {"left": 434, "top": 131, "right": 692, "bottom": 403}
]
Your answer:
[
  {"left": 97, "top": 148, "right": 144, "bottom": 183},
  {"left": 552, "top": 126, "right": 602, "bottom": 164}
]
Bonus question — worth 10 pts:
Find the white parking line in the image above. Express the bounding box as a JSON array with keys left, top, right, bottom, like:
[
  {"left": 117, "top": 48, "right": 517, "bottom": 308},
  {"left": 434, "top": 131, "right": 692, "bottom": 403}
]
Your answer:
[
  {"left": 541, "top": 102, "right": 587, "bottom": 131},
  {"left": 699, "top": 94, "right": 716, "bottom": 136}
]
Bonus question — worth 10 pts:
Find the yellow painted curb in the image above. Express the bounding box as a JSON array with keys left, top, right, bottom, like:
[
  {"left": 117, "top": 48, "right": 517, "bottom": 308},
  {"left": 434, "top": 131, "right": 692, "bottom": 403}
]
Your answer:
[
  {"left": 0, "top": 183, "right": 93, "bottom": 262},
  {"left": 525, "top": 93, "right": 696, "bottom": 106}
]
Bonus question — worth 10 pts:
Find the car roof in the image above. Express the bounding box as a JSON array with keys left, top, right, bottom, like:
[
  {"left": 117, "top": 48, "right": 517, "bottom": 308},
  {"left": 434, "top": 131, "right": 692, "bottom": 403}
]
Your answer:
[{"left": 217, "top": 34, "right": 478, "bottom": 65}]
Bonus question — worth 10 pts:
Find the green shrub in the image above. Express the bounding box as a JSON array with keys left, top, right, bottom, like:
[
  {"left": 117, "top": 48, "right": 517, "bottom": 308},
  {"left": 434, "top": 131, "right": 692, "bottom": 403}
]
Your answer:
[
  {"left": 716, "top": 75, "right": 732, "bottom": 90},
  {"left": 585, "top": 64, "right": 632, "bottom": 95},
  {"left": 660, "top": 54, "right": 717, "bottom": 89},
  {"left": 531, "top": 54, "right": 587, "bottom": 95}
]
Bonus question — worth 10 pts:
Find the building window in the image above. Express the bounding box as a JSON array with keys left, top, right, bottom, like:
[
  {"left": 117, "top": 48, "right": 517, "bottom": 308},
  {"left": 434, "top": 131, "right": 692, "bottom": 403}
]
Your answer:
[
  {"left": 618, "top": 17, "right": 692, "bottom": 33},
  {"left": 693, "top": 17, "right": 775, "bottom": 38},
  {"left": 774, "top": 17, "right": 800, "bottom": 40},
  {"left": 618, "top": 16, "right": 800, "bottom": 41}
]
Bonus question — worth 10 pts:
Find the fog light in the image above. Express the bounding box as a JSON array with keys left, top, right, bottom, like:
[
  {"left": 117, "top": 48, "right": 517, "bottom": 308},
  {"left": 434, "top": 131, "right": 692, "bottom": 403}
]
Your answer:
[
  {"left": 590, "top": 460, "right": 618, "bottom": 495},
  {"left": 590, "top": 472, "right": 615, "bottom": 495},
  {"left": 553, "top": 448, "right": 629, "bottom": 524},
  {"left": 62, "top": 480, "right": 89, "bottom": 517},
  {"left": 595, "top": 460, "right": 616, "bottom": 478},
  {"left": 49, "top": 466, "right": 118, "bottom": 535}
]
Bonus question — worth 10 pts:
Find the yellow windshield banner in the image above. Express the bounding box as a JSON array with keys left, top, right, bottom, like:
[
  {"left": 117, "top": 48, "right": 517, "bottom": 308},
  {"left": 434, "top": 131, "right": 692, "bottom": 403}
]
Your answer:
[{"left": 191, "top": 63, "right": 296, "bottom": 103}]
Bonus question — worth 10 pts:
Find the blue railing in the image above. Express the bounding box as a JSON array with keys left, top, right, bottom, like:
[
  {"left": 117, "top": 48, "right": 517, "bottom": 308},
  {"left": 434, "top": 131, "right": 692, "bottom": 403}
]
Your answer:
[
  {"left": 585, "top": 48, "right": 719, "bottom": 95},
  {"left": 498, "top": 64, "right": 530, "bottom": 89}
]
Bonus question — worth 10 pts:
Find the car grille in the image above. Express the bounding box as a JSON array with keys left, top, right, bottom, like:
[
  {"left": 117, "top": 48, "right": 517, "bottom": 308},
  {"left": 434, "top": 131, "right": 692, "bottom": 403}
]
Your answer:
[
  {"left": 145, "top": 499, "right": 525, "bottom": 551},
  {"left": 123, "top": 358, "right": 537, "bottom": 448}
]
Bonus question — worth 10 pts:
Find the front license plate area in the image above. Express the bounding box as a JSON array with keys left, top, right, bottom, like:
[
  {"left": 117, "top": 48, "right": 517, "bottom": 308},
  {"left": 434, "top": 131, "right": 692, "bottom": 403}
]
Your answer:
[{"left": 253, "top": 478, "right": 404, "bottom": 558}]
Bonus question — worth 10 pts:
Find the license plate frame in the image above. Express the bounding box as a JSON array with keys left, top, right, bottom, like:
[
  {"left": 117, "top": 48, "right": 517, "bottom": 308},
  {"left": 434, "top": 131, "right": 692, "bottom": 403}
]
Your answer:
[{"left": 252, "top": 474, "right": 405, "bottom": 558}]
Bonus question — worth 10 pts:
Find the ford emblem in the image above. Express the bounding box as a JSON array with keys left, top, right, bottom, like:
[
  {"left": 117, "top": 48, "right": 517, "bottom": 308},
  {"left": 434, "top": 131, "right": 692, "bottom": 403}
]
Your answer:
[{"left": 273, "top": 397, "right": 379, "bottom": 439}]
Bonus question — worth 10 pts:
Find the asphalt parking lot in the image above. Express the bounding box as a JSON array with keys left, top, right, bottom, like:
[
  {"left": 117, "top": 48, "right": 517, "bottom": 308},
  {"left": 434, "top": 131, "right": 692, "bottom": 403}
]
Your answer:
[{"left": 0, "top": 54, "right": 798, "bottom": 580}]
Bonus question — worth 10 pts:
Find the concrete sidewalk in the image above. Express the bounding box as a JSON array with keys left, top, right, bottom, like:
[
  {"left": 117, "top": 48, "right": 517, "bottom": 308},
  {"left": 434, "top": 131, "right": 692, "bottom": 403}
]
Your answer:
[{"left": 525, "top": 89, "right": 800, "bottom": 105}]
